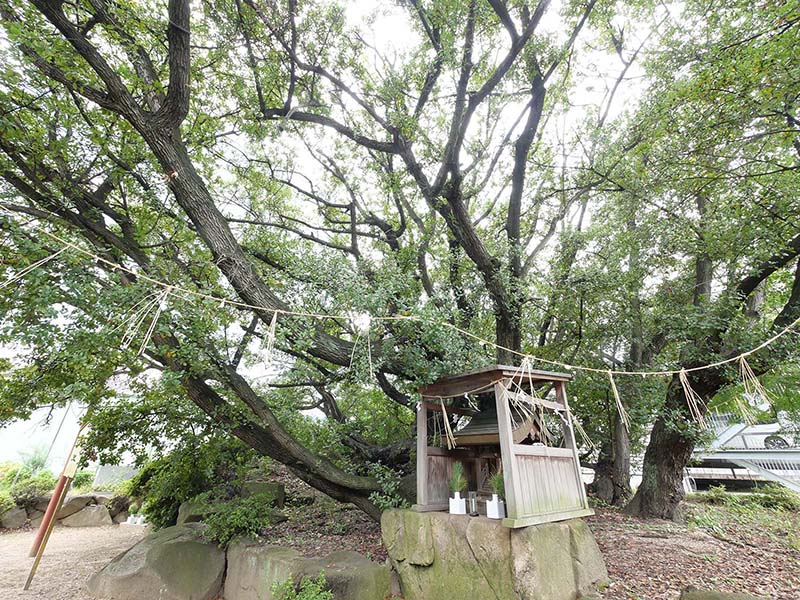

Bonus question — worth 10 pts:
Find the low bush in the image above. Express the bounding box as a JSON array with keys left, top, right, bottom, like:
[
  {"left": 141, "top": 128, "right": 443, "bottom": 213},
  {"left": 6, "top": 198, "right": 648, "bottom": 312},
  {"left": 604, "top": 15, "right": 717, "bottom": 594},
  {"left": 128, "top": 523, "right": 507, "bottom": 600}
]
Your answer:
[
  {"left": 71, "top": 469, "right": 95, "bottom": 490},
  {"left": 694, "top": 483, "right": 800, "bottom": 512},
  {"left": 201, "top": 492, "right": 279, "bottom": 548},
  {"left": 273, "top": 574, "right": 334, "bottom": 600},
  {"left": 125, "top": 436, "right": 255, "bottom": 529},
  {"left": 702, "top": 484, "right": 737, "bottom": 506},
  {"left": 0, "top": 490, "right": 14, "bottom": 514},
  {"left": 749, "top": 483, "right": 800, "bottom": 511},
  {"left": 0, "top": 462, "right": 20, "bottom": 488},
  {"left": 10, "top": 470, "right": 57, "bottom": 508}
]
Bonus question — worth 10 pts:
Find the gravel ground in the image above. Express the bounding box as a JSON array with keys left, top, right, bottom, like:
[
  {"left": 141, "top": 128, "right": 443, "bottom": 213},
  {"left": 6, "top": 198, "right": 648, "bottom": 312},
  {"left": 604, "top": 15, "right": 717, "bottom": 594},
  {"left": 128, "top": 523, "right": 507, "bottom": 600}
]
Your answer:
[{"left": 0, "top": 525, "right": 147, "bottom": 600}]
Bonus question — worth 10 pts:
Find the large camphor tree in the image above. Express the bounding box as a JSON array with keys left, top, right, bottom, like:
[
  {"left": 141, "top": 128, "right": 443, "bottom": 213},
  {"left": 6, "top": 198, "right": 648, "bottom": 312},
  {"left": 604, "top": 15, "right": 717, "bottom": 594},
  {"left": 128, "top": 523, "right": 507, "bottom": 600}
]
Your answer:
[
  {"left": 0, "top": 0, "right": 798, "bottom": 521},
  {"left": 0, "top": 0, "right": 620, "bottom": 518}
]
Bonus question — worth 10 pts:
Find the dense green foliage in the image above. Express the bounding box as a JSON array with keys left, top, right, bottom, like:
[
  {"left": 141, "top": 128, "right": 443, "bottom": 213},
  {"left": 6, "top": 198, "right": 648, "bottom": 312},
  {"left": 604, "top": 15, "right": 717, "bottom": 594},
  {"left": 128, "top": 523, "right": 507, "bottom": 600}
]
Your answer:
[
  {"left": 273, "top": 574, "right": 334, "bottom": 600},
  {"left": 0, "top": 490, "right": 14, "bottom": 514},
  {"left": 9, "top": 470, "right": 56, "bottom": 508},
  {"left": 124, "top": 436, "right": 256, "bottom": 529},
  {"left": 200, "top": 492, "right": 280, "bottom": 548},
  {"left": 71, "top": 470, "right": 95, "bottom": 490},
  {"left": 367, "top": 463, "right": 410, "bottom": 511},
  {"left": 1, "top": 450, "right": 56, "bottom": 510},
  {"left": 0, "top": 0, "right": 797, "bottom": 518}
]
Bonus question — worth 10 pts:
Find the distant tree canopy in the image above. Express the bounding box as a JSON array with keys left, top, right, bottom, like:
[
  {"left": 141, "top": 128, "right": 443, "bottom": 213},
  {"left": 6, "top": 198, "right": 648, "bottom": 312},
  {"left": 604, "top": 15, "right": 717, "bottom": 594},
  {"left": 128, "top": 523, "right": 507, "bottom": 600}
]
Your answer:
[{"left": 0, "top": 0, "right": 798, "bottom": 520}]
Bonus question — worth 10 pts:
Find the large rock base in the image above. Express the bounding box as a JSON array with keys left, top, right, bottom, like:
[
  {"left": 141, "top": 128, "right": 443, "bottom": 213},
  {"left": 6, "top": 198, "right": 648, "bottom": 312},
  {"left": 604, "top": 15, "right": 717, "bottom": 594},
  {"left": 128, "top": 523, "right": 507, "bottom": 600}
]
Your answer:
[
  {"left": 224, "top": 540, "right": 390, "bottom": 600},
  {"left": 87, "top": 523, "right": 226, "bottom": 600},
  {"left": 382, "top": 509, "right": 608, "bottom": 600}
]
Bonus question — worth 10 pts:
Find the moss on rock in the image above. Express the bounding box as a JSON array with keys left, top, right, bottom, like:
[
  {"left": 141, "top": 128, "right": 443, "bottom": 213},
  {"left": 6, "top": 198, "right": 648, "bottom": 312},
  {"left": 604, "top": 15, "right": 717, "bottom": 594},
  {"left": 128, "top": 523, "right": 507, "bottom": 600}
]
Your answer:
[{"left": 382, "top": 509, "right": 608, "bottom": 600}]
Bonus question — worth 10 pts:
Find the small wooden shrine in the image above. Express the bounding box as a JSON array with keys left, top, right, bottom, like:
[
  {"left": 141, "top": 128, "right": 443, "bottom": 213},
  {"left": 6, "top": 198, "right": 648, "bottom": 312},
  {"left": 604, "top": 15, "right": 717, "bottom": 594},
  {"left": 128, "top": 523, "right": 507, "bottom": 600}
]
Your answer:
[{"left": 414, "top": 365, "right": 592, "bottom": 528}]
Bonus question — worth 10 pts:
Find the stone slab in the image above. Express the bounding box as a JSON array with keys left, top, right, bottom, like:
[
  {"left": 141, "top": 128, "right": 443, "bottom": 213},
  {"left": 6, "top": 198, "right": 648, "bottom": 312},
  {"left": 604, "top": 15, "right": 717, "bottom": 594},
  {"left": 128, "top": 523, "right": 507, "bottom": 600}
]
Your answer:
[{"left": 61, "top": 505, "right": 113, "bottom": 527}]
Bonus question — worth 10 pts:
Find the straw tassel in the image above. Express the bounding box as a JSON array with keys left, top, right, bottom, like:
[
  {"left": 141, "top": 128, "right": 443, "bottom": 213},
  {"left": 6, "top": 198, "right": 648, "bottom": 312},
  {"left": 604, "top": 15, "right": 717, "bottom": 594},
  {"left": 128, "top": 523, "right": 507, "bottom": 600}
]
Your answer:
[
  {"left": 569, "top": 412, "right": 596, "bottom": 450},
  {"left": 678, "top": 369, "right": 707, "bottom": 428},
  {"left": 506, "top": 359, "right": 555, "bottom": 445},
  {"left": 430, "top": 410, "right": 441, "bottom": 447},
  {"left": 439, "top": 399, "right": 457, "bottom": 450},
  {"left": 607, "top": 370, "right": 631, "bottom": 432},
  {"left": 348, "top": 331, "right": 360, "bottom": 370},
  {"left": 737, "top": 356, "right": 764, "bottom": 425},
  {"left": 121, "top": 291, "right": 168, "bottom": 352},
  {"left": 137, "top": 287, "right": 171, "bottom": 356}
]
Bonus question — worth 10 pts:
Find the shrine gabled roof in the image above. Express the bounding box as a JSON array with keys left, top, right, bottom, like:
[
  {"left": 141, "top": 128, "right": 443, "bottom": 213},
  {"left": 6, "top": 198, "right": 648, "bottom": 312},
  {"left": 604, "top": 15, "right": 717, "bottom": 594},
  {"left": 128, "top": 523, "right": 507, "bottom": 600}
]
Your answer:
[{"left": 418, "top": 364, "right": 572, "bottom": 398}]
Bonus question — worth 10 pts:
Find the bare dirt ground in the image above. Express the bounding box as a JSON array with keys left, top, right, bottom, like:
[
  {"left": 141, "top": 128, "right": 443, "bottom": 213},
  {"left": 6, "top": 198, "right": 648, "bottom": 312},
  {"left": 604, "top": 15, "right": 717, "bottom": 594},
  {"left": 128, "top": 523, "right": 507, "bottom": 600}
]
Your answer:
[
  {"left": 591, "top": 505, "right": 800, "bottom": 600},
  {"left": 264, "top": 467, "right": 387, "bottom": 563},
  {"left": 0, "top": 525, "right": 147, "bottom": 600}
]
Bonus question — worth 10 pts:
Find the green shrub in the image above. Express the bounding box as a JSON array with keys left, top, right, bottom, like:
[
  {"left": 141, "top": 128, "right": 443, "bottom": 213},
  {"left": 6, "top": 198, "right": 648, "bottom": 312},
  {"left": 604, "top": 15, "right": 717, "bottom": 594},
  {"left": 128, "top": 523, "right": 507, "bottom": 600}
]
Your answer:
[
  {"left": 367, "top": 463, "right": 409, "bottom": 511},
  {"left": 10, "top": 470, "right": 57, "bottom": 507},
  {"left": 0, "top": 462, "right": 20, "bottom": 488},
  {"left": 0, "top": 490, "right": 14, "bottom": 513},
  {"left": 697, "top": 483, "right": 800, "bottom": 512},
  {"left": 126, "top": 437, "right": 256, "bottom": 529},
  {"left": 703, "top": 484, "right": 737, "bottom": 506},
  {"left": 127, "top": 455, "right": 209, "bottom": 529},
  {"left": 71, "top": 469, "right": 95, "bottom": 490},
  {"left": 273, "top": 574, "right": 334, "bottom": 600},
  {"left": 1, "top": 462, "right": 35, "bottom": 489},
  {"left": 202, "top": 492, "right": 278, "bottom": 548},
  {"left": 748, "top": 483, "right": 800, "bottom": 511}
]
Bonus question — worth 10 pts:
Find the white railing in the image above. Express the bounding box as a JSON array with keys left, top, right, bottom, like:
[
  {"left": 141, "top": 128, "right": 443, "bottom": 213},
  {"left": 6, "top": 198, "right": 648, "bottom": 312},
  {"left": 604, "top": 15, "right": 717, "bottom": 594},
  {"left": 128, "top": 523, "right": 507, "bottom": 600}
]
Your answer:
[{"left": 694, "top": 449, "right": 800, "bottom": 492}]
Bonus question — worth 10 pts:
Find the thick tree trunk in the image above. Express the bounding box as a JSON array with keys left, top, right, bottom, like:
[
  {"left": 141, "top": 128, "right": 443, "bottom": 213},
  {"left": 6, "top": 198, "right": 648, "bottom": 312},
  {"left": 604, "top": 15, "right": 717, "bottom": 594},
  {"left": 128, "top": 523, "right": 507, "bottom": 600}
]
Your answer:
[
  {"left": 495, "top": 301, "right": 522, "bottom": 364},
  {"left": 625, "top": 370, "right": 722, "bottom": 520},
  {"left": 153, "top": 334, "right": 384, "bottom": 520},
  {"left": 611, "top": 411, "right": 633, "bottom": 504},
  {"left": 590, "top": 411, "right": 632, "bottom": 506},
  {"left": 626, "top": 208, "right": 715, "bottom": 521},
  {"left": 590, "top": 447, "right": 615, "bottom": 504}
]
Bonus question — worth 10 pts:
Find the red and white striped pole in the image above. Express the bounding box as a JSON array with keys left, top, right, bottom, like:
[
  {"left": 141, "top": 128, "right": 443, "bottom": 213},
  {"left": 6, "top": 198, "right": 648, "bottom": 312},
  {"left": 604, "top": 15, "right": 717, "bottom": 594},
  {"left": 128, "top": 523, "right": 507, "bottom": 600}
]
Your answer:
[{"left": 24, "top": 424, "right": 87, "bottom": 590}]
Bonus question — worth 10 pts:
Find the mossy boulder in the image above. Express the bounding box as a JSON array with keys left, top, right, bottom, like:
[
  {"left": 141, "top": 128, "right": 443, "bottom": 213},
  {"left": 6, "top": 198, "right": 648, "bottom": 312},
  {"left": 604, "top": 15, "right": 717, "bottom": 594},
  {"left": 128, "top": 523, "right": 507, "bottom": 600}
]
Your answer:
[
  {"left": 107, "top": 495, "right": 131, "bottom": 518},
  {"left": 27, "top": 509, "right": 45, "bottom": 527},
  {"left": 87, "top": 523, "right": 226, "bottom": 600},
  {"left": 0, "top": 507, "right": 27, "bottom": 529},
  {"left": 224, "top": 539, "right": 390, "bottom": 600},
  {"left": 295, "top": 551, "right": 390, "bottom": 600},
  {"left": 225, "top": 542, "right": 298, "bottom": 600},
  {"left": 61, "top": 505, "right": 113, "bottom": 527},
  {"left": 241, "top": 481, "right": 286, "bottom": 508},
  {"left": 176, "top": 498, "right": 215, "bottom": 525},
  {"left": 382, "top": 509, "right": 608, "bottom": 600},
  {"left": 56, "top": 494, "right": 95, "bottom": 519}
]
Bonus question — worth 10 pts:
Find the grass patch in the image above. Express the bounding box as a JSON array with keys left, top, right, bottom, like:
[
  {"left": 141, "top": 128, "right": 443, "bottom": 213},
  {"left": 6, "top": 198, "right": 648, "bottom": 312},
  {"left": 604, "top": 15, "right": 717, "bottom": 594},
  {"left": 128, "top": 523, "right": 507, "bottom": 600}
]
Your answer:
[{"left": 687, "top": 484, "right": 800, "bottom": 551}]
